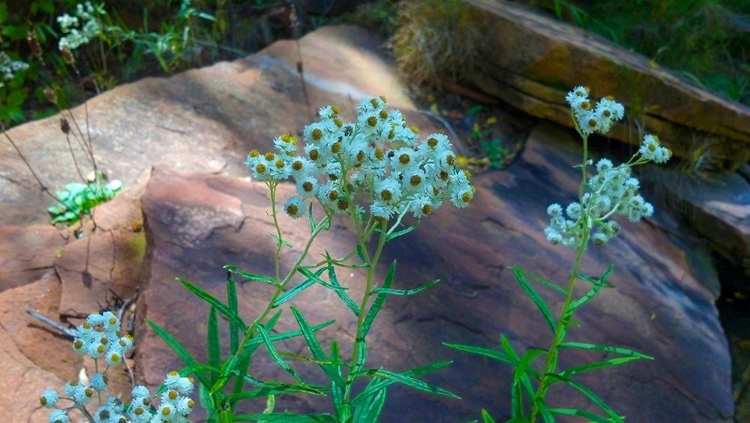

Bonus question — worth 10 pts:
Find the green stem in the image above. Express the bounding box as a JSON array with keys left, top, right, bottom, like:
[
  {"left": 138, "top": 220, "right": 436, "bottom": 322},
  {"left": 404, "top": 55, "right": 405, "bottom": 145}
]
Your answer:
[
  {"left": 530, "top": 132, "right": 592, "bottom": 422},
  {"left": 342, "top": 219, "right": 388, "bottom": 407},
  {"left": 529, "top": 229, "right": 589, "bottom": 422}
]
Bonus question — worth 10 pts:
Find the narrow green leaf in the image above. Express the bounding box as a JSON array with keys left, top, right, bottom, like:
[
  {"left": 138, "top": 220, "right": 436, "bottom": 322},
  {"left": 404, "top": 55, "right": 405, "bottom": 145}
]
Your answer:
[
  {"left": 357, "top": 368, "right": 459, "bottom": 398},
  {"left": 352, "top": 387, "right": 386, "bottom": 423},
  {"left": 207, "top": 306, "right": 221, "bottom": 381},
  {"left": 146, "top": 319, "right": 210, "bottom": 388},
  {"left": 560, "top": 356, "right": 643, "bottom": 378},
  {"left": 443, "top": 343, "right": 515, "bottom": 365},
  {"left": 228, "top": 379, "right": 327, "bottom": 401},
  {"left": 351, "top": 360, "right": 455, "bottom": 406},
  {"left": 546, "top": 374, "right": 624, "bottom": 422},
  {"left": 272, "top": 276, "right": 316, "bottom": 307},
  {"left": 297, "top": 267, "right": 348, "bottom": 292},
  {"left": 481, "top": 409, "right": 496, "bottom": 423},
  {"left": 513, "top": 348, "right": 547, "bottom": 387},
  {"left": 227, "top": 272, "right": 239, "bottom": 354},
  {"left": 256, "top": 324, "right": 303, "bottom": 383},
  {"left": 538, "top": 399, "right": 555, "bottom": 423},
  {"left": 289, "top": 307, "right": 345, "bottom": 386},
  {"left": 510, "top": 265, "right": 566, "bottom": 294},
  {"left": 329, "top": 340, "right": 346, "bottom": 419},
  {"left": 385, "top": 222, "right": 418, "bottom": 242},
  {"left": 210, "top": 354, "right": 239, "bottom": 395},
  {"left": 371, "top": 278, "right": 439, "bottom": 296},
  {"left": 549, "top": 407, "right": 619, "bottom": 423},
  {"left": 326, "top": 257, "right": 359, "bottom": 316},
  {"left": 512, "top": 267, "right": 557, "bottom": 333},
  {"left": 558, "top": 341, "right": 653, "bottom": 359},
  {"left": 361, "top": 260, "right": 396, "bottom": 338},
  {"left": 177, "top": 277, "right": 248, "bottom": 332},
  {"left": 242, "top": 319, "right": 335, "bottom": 351},
  {"left": 224, "top": 264, "right": 278, "bottom": 286}
]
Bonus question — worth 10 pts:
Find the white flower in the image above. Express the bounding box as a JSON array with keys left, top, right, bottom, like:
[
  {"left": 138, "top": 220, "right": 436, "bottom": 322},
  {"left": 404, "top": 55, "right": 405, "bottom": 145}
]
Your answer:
[
  {"left": 284, "top": 196, "right": 306, "bottom": 219},
  {"left": 639, "top": 134, "right": 671, "bottom": 163}
]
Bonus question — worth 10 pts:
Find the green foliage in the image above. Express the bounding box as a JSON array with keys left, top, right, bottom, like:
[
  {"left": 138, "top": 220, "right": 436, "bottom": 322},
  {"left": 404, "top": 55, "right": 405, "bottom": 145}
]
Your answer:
[{"left": 47, "top": 173, "right": 122, "bottom": 225}]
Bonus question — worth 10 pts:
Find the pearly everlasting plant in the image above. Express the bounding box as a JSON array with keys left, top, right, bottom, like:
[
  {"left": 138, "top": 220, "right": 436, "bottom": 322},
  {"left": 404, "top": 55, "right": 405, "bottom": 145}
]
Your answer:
[
  {"left": 39, "top": 311, "right": 195, "bottom": 423},
  {"left": 447, "top": 86, "right": 670, "bottom": 423},
  {"left": 141, "top": 96, "right": 471, "bottom": 422}
]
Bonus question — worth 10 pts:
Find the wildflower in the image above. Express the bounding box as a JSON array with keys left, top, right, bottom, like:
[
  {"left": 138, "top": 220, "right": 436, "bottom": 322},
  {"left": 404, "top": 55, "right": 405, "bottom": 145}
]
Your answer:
[
  {"left": 39, "top": 389, "right": 58, "bottom": 408},
  {"left": 284, "top": 196, "right": 306, "bottom": 219},
  {"left": 639, "top": 134, "right": 672, "bottom": 163}
]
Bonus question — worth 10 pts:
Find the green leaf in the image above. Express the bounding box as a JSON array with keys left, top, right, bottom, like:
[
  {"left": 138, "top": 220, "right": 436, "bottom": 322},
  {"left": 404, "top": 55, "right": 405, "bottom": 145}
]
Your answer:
[
  {"left": 2, "top": 24, "right": 29, "bottom": 41},
  {"left": 289, "top": 306, "right": 345, "bottom": 386},
  {"left": 549, "top": 408, "right": 620, "bottom": 423},
  {"left": 297, "top": 267, "right": 348, "bottom": 292},
  {"left": 146, "top": 319, "right": 210, "bottom": 388},
  {"left": 228, "top": 379, "right": 326, "bottom": 401},
  {"left": 443, "top": 343, "right": 515, "bottom": 365},
  {"left": 8, "top": 88, "right": 28, "bottom": 107},
  {"left": 0, "top": 3, "right": 7, "bottom": 24},
  {"left": 512, "top": 266, "right": 557, "bottom": 333},
  {"left": 467, "top": 104, "right": 484, "bottom": 116},
  {"left": 224, "top": 264, "right": 278, "bottom": 286},
  {"left": 355, "top": 367, "right": 459, "bottom": 399},
  {"left": 352, "top": 387, "right": 386, "bottom": 423},
  {"left": 385, "top": 222, "right": 418, "bottom": 242},
  {"left": 325, "top": 257, "right": 359, "bottom": 315},
  {"left": 210, "top": 354, "right": 239, "bottom": 394},
  {"left": 513, "top": 348, "right": 547, "bottom": 387},
  {"left": 242, "top": 318, "right": 335, "bottom": 351},
  {"left": 272, "top": 270, "right": 319, "bottom": 307},
  {"left": 558, "top": 341, "right": 653, "bottom": 359},
  {"left": 351, "top": 360, "right": 455, "bottom": 407},
  {"left": 226, "top": 272, "right": 239, "bottom": 354},
  {"left": 256, "top": 324, "right": 303, "bottom": 383},
  {"left": 177, "top": 277, "right": 248, "bottom": 332},
  {"left": 560, "top": 356, "right": 643, "bottom": 378},
  {"left": 360, "top": 260, "right": 396, "bottom": 339},
  {"left": 207, "top": 306, "right": 221, "bottom": 381},
  {"left": 480, "top": 409, "right": 496, "bottom": 423},
  {"left": 510, "top": 265, "right": 565, "bottom": 295},
  {"left": 546, "top": 374, "right": 624, "bottom": 422},
  {"left": 370, "top": 278, "right": 439, "bottom": 296}
]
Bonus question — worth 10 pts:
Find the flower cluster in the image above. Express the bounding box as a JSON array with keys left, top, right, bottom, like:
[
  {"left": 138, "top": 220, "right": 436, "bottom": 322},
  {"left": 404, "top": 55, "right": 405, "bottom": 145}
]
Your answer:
[
  {"left": 246, "top": 96, "right": 474, "bottom": 222},
  {"left": 57, "top": 2, "right": 106, "bottom": 51},
  {"left": 544, "top": 87, "right": 672, "bottom": 249},
  {"left": 39, "top": 312, "right": 195, "bottom": 423},
  {"left": 0, "top": 52, "right": 29, "bottom": 89},
  {"left": 566, "top": 86, "right": 625, "bottom": 136}
]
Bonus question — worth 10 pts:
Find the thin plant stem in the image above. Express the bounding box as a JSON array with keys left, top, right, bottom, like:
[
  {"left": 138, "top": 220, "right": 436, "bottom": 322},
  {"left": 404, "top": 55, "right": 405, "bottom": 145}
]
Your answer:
[
  {"left": 530, "top": 127, "right": 593, "bottom": 422},
  {"left": 342, "top": 220, "right": 388, "bottom": 405},
  {"left": 529, "top": 230, "right": 590, "bottom": 422}
]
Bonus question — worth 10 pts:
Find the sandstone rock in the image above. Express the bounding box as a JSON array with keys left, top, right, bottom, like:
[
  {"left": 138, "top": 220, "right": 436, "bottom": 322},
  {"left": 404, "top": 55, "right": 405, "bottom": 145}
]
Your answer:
[
  {"left": 462, "top": 0, "right": 750, "bottom": 171},
  {"left": 0, "top": 224, "right": 65, "bottom": 292}
]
